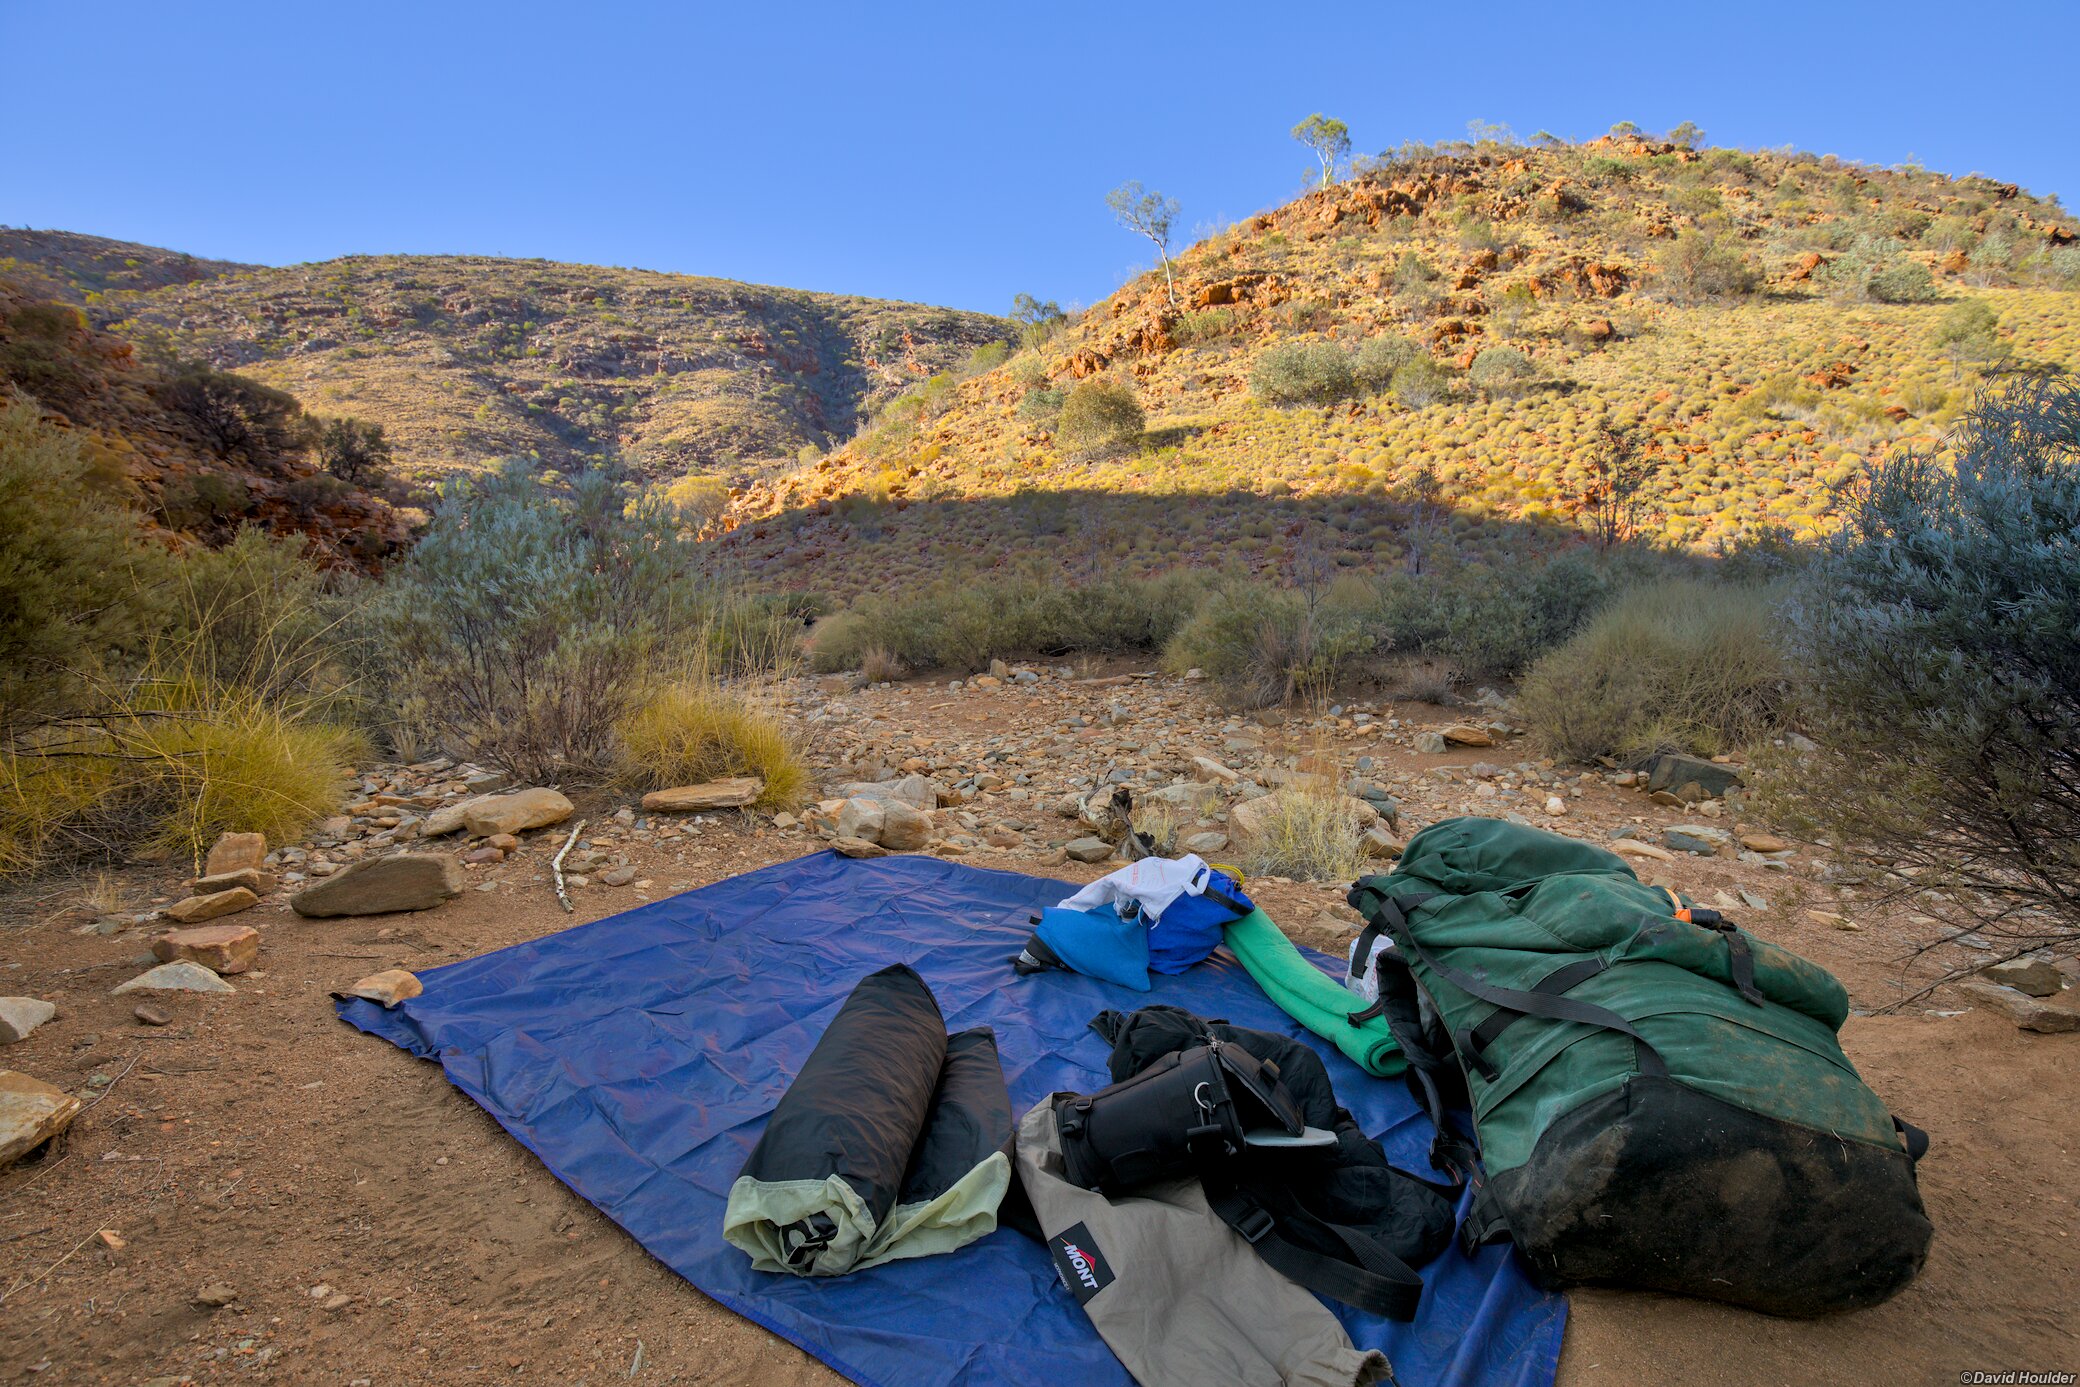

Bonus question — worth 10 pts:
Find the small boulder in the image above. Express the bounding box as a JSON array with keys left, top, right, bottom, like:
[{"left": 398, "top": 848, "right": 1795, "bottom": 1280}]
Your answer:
[
  {"left": 641, "top": 778, "right": 763, "bottom": 813},
  {"left": 421, "top": 794, "right": 494, "bottom": 837},
  {"left": 1440, "top": 724, "right": 1494, "bottom": 748},
  {"left": 836, "top": 798, "right": 887, "bottom": 843},
  {"left": 204, "top": 831, "right": 267, "bottom": 878},
  {"left": 1662, "top": 825, "right": 1732, "bottom": 857},
  {"left": 335, "top": 969, "right": 422, "bottom": 1009},
  {"left": 831, "top": 836, "right": 888, "bottom": 859},
  {"left": 460, "top": 788, "right": 574, "bottom": 837},
  {"left": 0, "top": 998, "right": 57, "bottom": 1045},
  {"left": 1737, "top": 831, "right": 1791, "bottom": 853},
  {"left": 1181, "top": 831, "right": 1230, "bottom": 856},
  {"left": 1065, "top": 837, "right": 1116, "bottom": 864},
  {"left": 291, "top": 853, "right": 464, "bottom": 918},
  {"left": 1955, "top": 980, "right": 2079, "bottom": 1034},
  {"left": 1981, "top": 959, "right": 2064, "bottom": 999},
  {"left": 132, "top": 1005, "right": 172, "bottom": 1027},
  {"left": 152, "top": 924, "right": 261, "bottom": 975},
  {"left": 1544, "top": 795, "right": 1568, "bottom": 817},
  {"left": 1640, "top": 753, "right": 1743, "bottom": 800},
  {"left": 877, "top": 802, "right": 932, "bottom": 852},
  {"left": 0, "top": 1071, "right": 83, "bottom": 1166},
  {"left": 1610, "top": 838, "right": 1675, "bottom": 863},
  {"left": 1412, "top": 732, "right": 1448, "bottom": 755},
  {"left": 1362, "top": 827, "right": 1403, "bottom": 859},
  {"left": 1226, "top": 795, "right": 1278, "bottom": 848},
  {"left": 833, "top": 774, "right": 943, "bottom": 811},
  {"left": 600, "top": 865, "right": 638, "bottom": 887},
  {"left": 1190, "top": 757, "right": 1239, "bottom": 784},
  {"left": 112, "top": 961, "right": 235, "bottom": 996},
  {"left": 165, "top": 887, "right": 259, "bottom": 925}
]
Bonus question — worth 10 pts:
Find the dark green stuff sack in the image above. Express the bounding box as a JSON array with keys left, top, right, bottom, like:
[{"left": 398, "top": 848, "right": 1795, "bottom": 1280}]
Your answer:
[{"left": 1348, "top": 816, "right": 1932, "bottom": 1316}]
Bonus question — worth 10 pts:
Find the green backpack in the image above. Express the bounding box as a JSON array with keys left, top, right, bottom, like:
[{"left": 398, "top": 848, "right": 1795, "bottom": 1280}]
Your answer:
[{"left": 1348, "top": 816, "right": 1932, "bottom": 1316}]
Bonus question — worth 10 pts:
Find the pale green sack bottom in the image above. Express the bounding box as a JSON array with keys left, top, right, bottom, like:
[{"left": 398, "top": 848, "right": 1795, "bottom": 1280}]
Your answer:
[{"left": 722, "top": 1150, "right": 1011, "bottom": 1276}]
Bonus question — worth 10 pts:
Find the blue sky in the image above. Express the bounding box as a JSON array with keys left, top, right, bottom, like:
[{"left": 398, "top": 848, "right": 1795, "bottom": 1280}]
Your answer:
[{"left": 4, "top": 0, "right": 2074, "bottom": 315}]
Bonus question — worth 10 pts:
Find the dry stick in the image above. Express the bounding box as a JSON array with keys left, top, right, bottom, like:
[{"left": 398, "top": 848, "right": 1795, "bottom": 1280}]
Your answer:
[
  {"left": 75, "top": 1054, "right": 140, "bottom": 1117},
  {"left": 552, "top": 820, "right": 587, "bottom": 915},
  {"left": 0, "top": 1224, "right": 110, "bottom": 1306}
]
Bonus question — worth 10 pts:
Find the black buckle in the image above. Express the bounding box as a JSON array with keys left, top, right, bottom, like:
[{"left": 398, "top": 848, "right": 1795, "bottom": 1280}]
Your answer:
[{"left": 1233, "top": 1205, "right": 1276, "bottom": 1244}]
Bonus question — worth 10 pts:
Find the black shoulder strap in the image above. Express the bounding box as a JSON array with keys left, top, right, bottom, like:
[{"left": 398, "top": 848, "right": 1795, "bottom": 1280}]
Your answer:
[{"left": 1202, "top": 1174, "right": 1426, "bottom": 1321}]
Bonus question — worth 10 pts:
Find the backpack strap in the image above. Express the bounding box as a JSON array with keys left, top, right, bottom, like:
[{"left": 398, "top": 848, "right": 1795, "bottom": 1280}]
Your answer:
[{"left": 1201, "top": 1171, "right": 1427, "bottom": 1321}]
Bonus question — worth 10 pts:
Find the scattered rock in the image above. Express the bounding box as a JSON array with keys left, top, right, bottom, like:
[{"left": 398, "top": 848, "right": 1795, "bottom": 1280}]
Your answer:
[
  {"left": 151, "top": 924, "right": 261, "bottom": 975},
  {"left": 1544, "top": 795, "right": 1568, "bottom": 817},
  {"left": 1065, "top": 837, "right": 1116, "bottom": 863},
  {"left": 1190, "top": 757, "right": 1239, "bottom": 784},
  {"left": 0, "top": 998, "right": 57, "bottom": 1045},
  {"left": 600, "top": 866, "right": 638, "bottom": 887},
  {"left": 1362, "top": 827, "right": 1403, "bottom": 859},
  {"left": 641, "top": 778, "right": 764, "bottom": 813},
  {"left": 204, "top": 831, "right": 267, "bottom": 878},
  {"left": 336, "top": 969, "right": 422, "bottom": 1009},
  {"left": 1662, "top": 826, "right": 1731, "bottom": 857},
  {"left": 193, "top": 1283, "right": 240, "bottom": 1310},
  {"left": 0, "top": 1071, "right": 83, "bottom": 1166},
  {"left": 1440, "top": 724, "right": 1493, "bottom": 748},
  {"left": 1225, "top": 795, "right": 1278, "bottom": 848},
  {"left": 1737, "top": 832, "right": 1790, "bottom": 853},
  {"left": 877, "top": 802, "right": 932, "bottom": 852},
  {"left": 834, "top": 774, "right": 944, "bottom": 811},
  {"left": 1181, "top": 831, "right": 1229, "bottom": 856},
  {"left": 831, "top": 836, "right": 888, "bottom": 859},
  {"left": 190, "top": 867, "right": 274, "bottom": 896},
  {"left": 1954, "top": 980, "right": 2079, "bottom": 1034},
  {"left": 291, "top": 853, "right": 464, "bottom": 918},
  {"left": 460, "top": 788, "right": 574, "bottom": 837},
  {"left": 165, "top": 887, "right": 259, "bottom": 924},
  {"left": 1803, "top": 909, "right": 1860, "bottom": 932},
  {"left": 1412, "top": 732, "right": 1448, "bottom": 755},
  {"left": 113, "top": 961, "right": 236, "bottom": 995},
  {"left": 132, "top": 1005, "right": 172, "bottom": 1027},
  {"left": 1981, "top": 959, "right": 2064, "bottom": 998},
  {"left": 1610, "top": 838, "right": 1675, "bottom": 863}
]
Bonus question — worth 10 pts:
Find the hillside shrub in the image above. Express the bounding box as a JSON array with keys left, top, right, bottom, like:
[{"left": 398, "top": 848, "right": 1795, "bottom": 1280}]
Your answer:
[
  {"left": 1819, "top": 235, "right": 1938, "bottom": 304},
  {"left": 1370, "top": 553, "right": 1620, "bottom": 681},
  {"left": 1516, "top": 579, "right": 1789, "bottom": 762},
  {"left": 1653, "top": 230, "right": 1761, "bottom": 304},
  {"left": 1251, "top": 341, "right": 1356, "bottom": 406},
  {"left": 166, "top": 365, "right": 305, "bottom": 467},
  {"left": 1466, "top": 347, "right": 1539, "bottom": 398},
  {"left": 1930, "top": 299, "right": 2005, "bottom": 371},
  {"left": 1390, "top": 357, "right": 1450, "bottom": 408},
  {"left": 1352, "top": 336, "right": 1418, "bottom": 393},
  {"left": 362, "top": 460, "right": 710, "bottom": 781},
  {"left": 313, "top": 416, "right": 392, "bottom": 483},
  {"left": 1764, "top": 377, "right": 2080, "bottom": 965},
  {"left": 1056, "top": 379, "right": 1143, "bottom": 457}
]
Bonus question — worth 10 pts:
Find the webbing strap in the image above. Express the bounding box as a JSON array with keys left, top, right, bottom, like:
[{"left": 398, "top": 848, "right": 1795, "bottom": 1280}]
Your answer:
[
  {"left": 1204, "top": 1177, "right": 1425, "bottom": 1321},
  {"left": 1893, "top": 1115, "right": 1929, "bottom": 1165},
  {"left": 1465, "top": 957, "right": 1609, "bottom": 1056}
]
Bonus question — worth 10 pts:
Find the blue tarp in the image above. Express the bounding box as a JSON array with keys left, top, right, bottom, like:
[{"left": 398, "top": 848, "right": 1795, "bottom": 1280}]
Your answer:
[{"left": 338, "top": 851, "right": 1567, "bottom": 1387}]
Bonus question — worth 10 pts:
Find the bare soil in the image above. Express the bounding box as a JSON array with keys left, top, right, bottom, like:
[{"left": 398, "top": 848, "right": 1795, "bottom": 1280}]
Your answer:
[{"left": 2, "top": 673, "right": 2074, "bottom": 1387}]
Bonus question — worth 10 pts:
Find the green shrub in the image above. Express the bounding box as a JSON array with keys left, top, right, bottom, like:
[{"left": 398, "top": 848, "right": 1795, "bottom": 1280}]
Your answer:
[
  {"left": 1370, "top": 553, "right": 1619, "bottom": 681},
  {"left": 1251, "top": 341, "right": 1356, "bottom": 406},
  {"left": 1352, "top": 336, "right": 1418, "bottom": 393},
  {"left": 809, "top": 573, "right": 1204, "bottom": 674},
  {"left": 1233, "top": 785, "right": 1369, "bottom": 882},
  {"left": 1819, "top": 234, "right": 1938, "bottom": 304},
  {"left": 1056, "top": 379, "right": 1144, "bottom": 457},
  {"left": 0, "top": 393, "right": 167, "bottom": 741},
  {"left": 1466, "top": 347, "right": 1539, "bottom": 398},
  {"left": 1764, "top": 377, "right": 2080, "bottom": 962},
  {"left": 1390, "top": 357, "right": 1450, "bottom": 408},
  {"left": 361, "top": 459, "right": 711, "bottom": 781},
  {"left": 1930, "top": 299, "right": 2005, "bottom": 369},
  {"left": 1017, "top": 385, "right": 1065, "bottom": 426},
  {"left": 1160, "top": 580, "right": 1375, "bottom": 707},
  {"left": 1653, "top": 230, "right": 1761, "bottom": 304},
  {"left": 1516, "top": 579, "right": 1788, "bottom": 762}
]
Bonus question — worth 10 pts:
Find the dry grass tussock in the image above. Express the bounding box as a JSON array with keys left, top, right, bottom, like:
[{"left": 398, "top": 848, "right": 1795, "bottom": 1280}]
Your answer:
[
  {"left": 611, "top": 651, "right": 808, "bottom": 812},
  {"left": 1234, "top": 784, "right": 1370, "bottom": 883}
]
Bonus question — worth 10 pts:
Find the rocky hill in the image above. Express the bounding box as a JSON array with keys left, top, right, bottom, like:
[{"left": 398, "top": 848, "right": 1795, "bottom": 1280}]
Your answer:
[
  {"left": 0, "top": 279, "right": 411, "bottom": 570},
  {"left": 0, "top": 228, "right": 251, "bottom": 304},
  {"left": 720, "top": 135, "right": 2080, "bottom": 595},
  {"left": 0, "top": 233, "right": 1012, "bottom": 481}
]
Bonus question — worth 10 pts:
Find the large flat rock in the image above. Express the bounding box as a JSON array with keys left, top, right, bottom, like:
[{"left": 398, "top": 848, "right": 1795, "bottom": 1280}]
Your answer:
[
  {"left": 291, "top": 853, "right": 464, "bottom": 918},
  {"left": 152, "top": 924, "right": 262, "bottom": 975},
  {"left": 460, "top": 788, "right": 573, "bottom": 837},
  {"left": 165, "top": 886, "right": 259, "bottom": 924},
  {"left": 641, "top": 778, "right": 763, "bottom": 813},
  {"left": 0, "top": 998, "right": 56, "bottom": 1045}
]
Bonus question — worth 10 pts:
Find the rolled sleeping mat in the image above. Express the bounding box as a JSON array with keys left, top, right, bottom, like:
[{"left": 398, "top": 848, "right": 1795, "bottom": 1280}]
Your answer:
[
  {"left": 723, "top": 964, "right": 1012, "bottom": 1275},
  {"left": 1223, "top": 909, "right": 1405, "bottom": 1078}
]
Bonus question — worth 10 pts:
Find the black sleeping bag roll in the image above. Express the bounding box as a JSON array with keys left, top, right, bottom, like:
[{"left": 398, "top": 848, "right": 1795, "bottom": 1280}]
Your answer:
[{"left": 723, "top": 964, "right": 1014, "bottom": 1276}]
